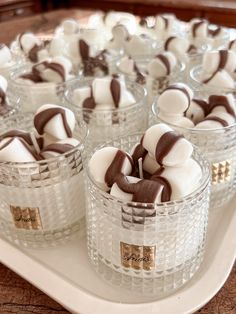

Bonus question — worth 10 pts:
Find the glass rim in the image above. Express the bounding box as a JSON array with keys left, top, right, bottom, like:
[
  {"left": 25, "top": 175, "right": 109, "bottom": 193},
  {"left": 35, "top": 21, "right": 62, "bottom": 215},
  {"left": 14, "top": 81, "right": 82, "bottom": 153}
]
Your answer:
[
  {"left": 64, "top": 77, "right": 147, "bottom": 113},
  {"left": 86, "top": 132, "right": 211, "bottom": 209},
  {"left": 152, "top": 101, "right": 236, "bottom": 132},
  {"left": 190, "top": 64, "right": 236, "bottom": 93},
  {"left": 0, "top": 112, "right": 89, "bottom": 167}
]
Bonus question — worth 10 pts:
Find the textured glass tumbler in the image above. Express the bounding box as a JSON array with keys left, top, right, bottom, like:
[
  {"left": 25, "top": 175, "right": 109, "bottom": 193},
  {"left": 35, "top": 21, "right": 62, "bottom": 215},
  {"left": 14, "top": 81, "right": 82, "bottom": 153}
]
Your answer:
[
  {"left": 86, "top": 134, "right": 210, "bottom": 295},
  {"left": 152, "top": 103, "right": 236, "bottom": 208},
  {"left": 0, "top": 113, "right": 87, "bottom": 247},
  {"left": 9, "top": 64, "right": 78, "bottom": 112},
  {"left": 64, "top": 78, "right": 148, "bottom": 152}
]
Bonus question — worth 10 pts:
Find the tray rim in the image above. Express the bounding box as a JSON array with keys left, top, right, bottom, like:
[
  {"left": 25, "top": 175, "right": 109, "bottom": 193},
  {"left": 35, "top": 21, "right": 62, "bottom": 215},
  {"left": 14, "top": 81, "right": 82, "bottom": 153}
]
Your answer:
[{"left": 0, "top": 201, "right": 235, "bottom": 314}]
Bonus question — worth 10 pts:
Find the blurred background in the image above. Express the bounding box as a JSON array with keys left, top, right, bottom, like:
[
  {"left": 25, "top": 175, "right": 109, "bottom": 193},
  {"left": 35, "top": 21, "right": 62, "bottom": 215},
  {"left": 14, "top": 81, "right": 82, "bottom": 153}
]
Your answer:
[{"left": 0, "top": 0, "right": 235, "bottom": 27}]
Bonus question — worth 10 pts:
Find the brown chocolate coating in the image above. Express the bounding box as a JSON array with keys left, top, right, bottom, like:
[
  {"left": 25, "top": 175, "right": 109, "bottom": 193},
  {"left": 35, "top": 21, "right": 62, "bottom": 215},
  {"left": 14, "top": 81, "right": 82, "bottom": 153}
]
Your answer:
[
  {"left": 203, "top": 50, "right": 228, "bottom": 84},
  {"left": 164, "top": 83, "right": 191, "bottom": 107},
  {"left": 34, "top": 107, "right": 72, "bottom": 137},
  {"left": 40, "top": 143, "right": 74, "bottom": 155},
  {"left": 110, "top": 78, "right": 121, "bottom": 108},
  {"left": 156, "top": 54, "right": 170, "bottom": 75},
  {"left": 164, "top": 36, "right": 175, "bottom": 51},
  {"left": 192, "top": 21, "right": 205, "bottom": 38},
  {"left": 28, "top": 44, "right": 44, "bottom": 63},
  {"left": 0, "top": 130, "right": 33, "bottom": 146},
  {"left": 79, "top": 39, "right": 90, "bottom": 61},
  {"left": 20, "top": 72, "right": 43, "bottom": 83},
  {"left": 192, "top": 99, "right": 210, "bottom": 116},
  {"left": 155, "top": 131, "right": 183, "bottom": 165},
  {"left": 208, "top": 26, "right": 221, "bottom": 37},
  {"left": 209, "top": 95, "right": 236, "bottom": 117},
  {"left": 204, "top": 116, "right": 229, "bottom": 127}
]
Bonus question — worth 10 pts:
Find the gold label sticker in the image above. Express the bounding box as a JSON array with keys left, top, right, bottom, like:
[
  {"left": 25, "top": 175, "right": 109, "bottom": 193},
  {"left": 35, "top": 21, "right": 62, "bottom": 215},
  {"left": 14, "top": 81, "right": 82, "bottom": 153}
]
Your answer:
[
  {"left": 10, "top": 205, "right": 43, "bottom": 230},
  {"left": 120, "top": 242, "right": 156, "bottom": 270},
  {"left": 212, "top": 160, "right": 231, "bottom": 185}
]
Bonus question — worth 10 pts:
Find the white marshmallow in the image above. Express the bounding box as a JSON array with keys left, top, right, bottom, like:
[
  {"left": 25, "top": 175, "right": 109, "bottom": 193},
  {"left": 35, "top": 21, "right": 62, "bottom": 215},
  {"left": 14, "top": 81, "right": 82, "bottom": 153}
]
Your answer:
[
  {"left": 202, "top": 70, "right": 234, "bottom": 89},
  {"left": 185, "top": 99, "right": 209, "bottom": 124},
  {"left": 0, "top": 137, "right": 37, "bottom": 163},
  {"left": 49, "top": 37, "right": 68, "bottom": 57},
  {"left": 0, "top": 75, "right": 8, "bottom": 93},
  {"left": 164, "top": 36, "right": 190, "bottom": 57},
  {"left": 73, "top": 86, "right": 92, "bottom": 107},
  {"left": 61, "top": 19, "right": 79, "bottom": 35},
  {"left": 88, "top": 147, "right": 133, "bottom": 191},
  {"left": 106, "top": 24, "right": 129, "bottom": 50},
  {"left": 124, "top": 34, "right": 154, "bottom": 56},
  {"left": 40, "top": 138, "right": 79, "bottom": 159},
  {"left": 147, "top": 52, "right": 177, "bottom": 78},
  {"left": 209, "top": 94, "right": 236, "bottom": 117},
  {"left": 229, "top": 39, "right": 236, "bottom": 53},
  {"left": 202, "top": 50, "right": 236, "bottom": 75},
  {"left": 151, "top": 158, "right": 202, "bottom": 200},
  {"left": 142, "top": 124, "right": 193, "bottom": 167},
  {"left": 157, "top": 83, "right": 193, "bottom": 115},
  {"left": 110, "top": 175, "right": 163, "bottom": 203},
  {"left": 18, "top": 32, "right": 42, "bottom": 54},
  {"left": 195, "top": 111, "right": 236, "bottom": 129},
  {"left": 190, "top": 19, "right": 208, "bottom": 39},
  {"left": 118, "top": 56, "right": 135, "bottom": 75},
  {"left": 34, "top": 104, "right": 76, "bottom": 140}
]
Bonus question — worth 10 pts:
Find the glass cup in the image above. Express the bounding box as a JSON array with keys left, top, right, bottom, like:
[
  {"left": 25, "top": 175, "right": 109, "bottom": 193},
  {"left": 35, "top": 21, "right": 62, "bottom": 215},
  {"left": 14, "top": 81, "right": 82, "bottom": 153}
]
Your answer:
[
  {"left": 0, "top": 113, "right": 88, "bottom": 247},
  {"left": 0, "top": 92, "right": 20, "bottom": 120},
  {"left": 86, "top": 133, "right": 210, "bottom": 295},
  {"left": 64, "top": 78, "right": 148, "bottom": 152},
  {"left": 8, "top": 64, "right": 80, "bottom": 112},
  {"left": 152, "top": 102, "right": 236, "bottom": 208}
]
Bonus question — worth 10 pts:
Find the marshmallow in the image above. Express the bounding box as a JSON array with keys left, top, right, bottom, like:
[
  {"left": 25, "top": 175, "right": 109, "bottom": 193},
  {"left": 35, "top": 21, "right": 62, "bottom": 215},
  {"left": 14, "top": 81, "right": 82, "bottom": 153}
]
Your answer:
[
  {"left": 195, "top": 111, "right": 236, "bottom": 129},
  {"left": 142, "top": 124, "right": 193, "bottom": 167},
  {"left": 154, "top": 14, "right": 175, "bottom": 36},
  {"left": 229, "top": 39, "right": 236, "bottom": 53},
  {"left": 202, "top": 50, "right": 236, "bottom": 75},
  {"left": 0, "top": 137, "right": 38, "bottom": 162},
  {"left": 164, "top": 36, "right": 190, "bottom": 57},
  {"left": 147, "top": 52, "right": 177, "bottom": 78},
  {"left": 185, "top": 99, "right": 210, "bottom": 124},
  {"left": 104, "top": 11, "right": 137, "bottom": 34},
  {"left": 92, "top": 76, "right": 135, "bottom": 108},
  {"left": 202, "top": 69, "right": 234, "bottom": 89},
  {"left": 34, "top": 104, "right": 76, "bottom": 140},
  {"left": 0, "top": 44, "right": 12, "bottom": 68},
  {"left": 209, "top": 94, "right": 236, "bottom": 117},
  {"left": 88, "top": 147, "right": 133, "bottom": 191},
  {"left": 124, "top": 34, "right": 154, "bottom": 56},
  {"left": 157, "top": 83, "right": 194, "bottom": 115},
  {"left": 73, "top": 86, "right": 92, "bottom": 107},
  {"left": 151, "top": 158, "right": 202, "bottom": 200},
  {"left": 190, "top": 19, "right": 208, "bottom": 40},
  {"left": 40, "top": 138, "right": 80, "bottom": 159},
  {"left": 49, "top": 37, "right": 68, "bottom": 57},
  {"left": 118, "top": 56, "right": 135, "bottom": 75},
  {"left": 106, "top": 24, "right": 129, "bottom": 50},
  {"left": 110, "top": 175, "right": 164, "bottom": 203},
  {"left": 61, "top": 19, "right": 79, "bottom": 35}
]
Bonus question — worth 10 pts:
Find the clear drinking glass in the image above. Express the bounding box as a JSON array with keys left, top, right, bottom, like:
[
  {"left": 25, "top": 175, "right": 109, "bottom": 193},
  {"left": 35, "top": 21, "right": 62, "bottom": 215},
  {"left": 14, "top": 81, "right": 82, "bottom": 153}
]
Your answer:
[
  {"left": 86, "top": 134, "right": 210, "bottom": 295},
  {"left": 8, "top": 64, "right": 80, "bottom": 112},
  {"left": 0, "top": 113, "right": 88, "bottom": 247},
  {"left": 152, "top": 102, "right": 236, "bottom": 208},
  {"left": 64, "top": 78, "right": 148, "bottom": 151},
  {"left": 0, "top": 93, "right": 20, "bottom": 120}
]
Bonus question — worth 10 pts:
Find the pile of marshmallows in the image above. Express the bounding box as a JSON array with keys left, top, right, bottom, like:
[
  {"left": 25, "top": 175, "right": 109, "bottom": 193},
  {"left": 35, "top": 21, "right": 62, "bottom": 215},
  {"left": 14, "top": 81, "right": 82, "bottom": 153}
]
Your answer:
[
  {"left": 72, "top": 75, "right": 136, "bottom": 122},
  {"left": 201, "top": 49, "right": 236, "bottom": 89},
  {"left": 89, "top": 123, "right": 202, "bottom": 202},
  {"left": 157, "top": 83, "right": 236, "bottom": 129},
  {"left": 118, "top": 51, "right": 177, "bottom": 83},
  {"left": 0, "top": 104, "right": 79, "bottom": 163}
]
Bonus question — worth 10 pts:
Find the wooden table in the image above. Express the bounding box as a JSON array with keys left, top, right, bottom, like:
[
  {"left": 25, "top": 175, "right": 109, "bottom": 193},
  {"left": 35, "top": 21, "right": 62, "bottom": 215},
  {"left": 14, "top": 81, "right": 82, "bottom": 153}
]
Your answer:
[{"left": 0, "top": 9, "right": 235, "bottom": 314}]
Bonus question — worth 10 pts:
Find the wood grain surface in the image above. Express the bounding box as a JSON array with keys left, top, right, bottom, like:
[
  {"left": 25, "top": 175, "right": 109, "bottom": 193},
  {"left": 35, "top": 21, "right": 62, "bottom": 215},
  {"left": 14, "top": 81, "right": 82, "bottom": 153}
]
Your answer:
[
  {"left": 0, "top": 262, "right": 235, "bottom": 313},
  {"left": 0, "top": 8, "right": 235, "bottom": 314}
]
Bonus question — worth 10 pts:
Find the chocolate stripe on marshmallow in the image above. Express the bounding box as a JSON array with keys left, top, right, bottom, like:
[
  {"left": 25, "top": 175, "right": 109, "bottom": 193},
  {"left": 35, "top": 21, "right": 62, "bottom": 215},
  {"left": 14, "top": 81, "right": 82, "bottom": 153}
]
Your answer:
[
  {"left": 229, "top": 39, "right": 236, "bottom": 49},
  {"left": 192, "top": 21, "right": 205, "bottom": 38},
  {"left": 156, "top": 54, "right": 170, "bottom": 75},
  {"left": 209, "top": 95, "right": 236, "bottom": 117},
  {"left": 208, "top": 26, "right": 221, "bottom": 37},
  {"left": 34, "top": 108, "right": 72, "bottom": 137},
  {"left": 0, "top": 130, "right": 33, "bottom": 146},
  {"left": 28, "top": 44, "right": 43, "bottom": 63},
  {"left": 40, "top": 143, "right": 74, "bottom": 155},
  {"left": 164, "top": 36, "right": 175, "bottom": 51},
  {"left": 204, "top": 116, "right": 229, "bottom": 127},
  {"left": 79, "top": 39, "right": 89, "bottom": 61},
  {"left": 192, "top": 99, "right": 210, "bottom": 116},
  {"left": 110, "top": 78, "right": 121, "bottom": 108},
  {"left": 155, "top": 131, "right": 183, "bottom": 165}
]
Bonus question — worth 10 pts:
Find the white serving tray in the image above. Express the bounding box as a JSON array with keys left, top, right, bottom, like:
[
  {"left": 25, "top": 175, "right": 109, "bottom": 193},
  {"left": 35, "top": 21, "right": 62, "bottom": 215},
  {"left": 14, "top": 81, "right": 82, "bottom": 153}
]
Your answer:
[{"left": 0, "top": 195, "right": 235, "bottom": 314}]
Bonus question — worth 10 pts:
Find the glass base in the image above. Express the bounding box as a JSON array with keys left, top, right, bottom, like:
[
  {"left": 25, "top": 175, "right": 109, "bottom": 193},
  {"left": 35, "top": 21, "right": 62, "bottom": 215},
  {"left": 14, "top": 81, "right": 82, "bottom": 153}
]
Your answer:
[
  {"left": 0, "top": 216, "right": 85, "bottom": 248},
  {"left": 89, "top": 250, "right": 203, "bottom": 296}
]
